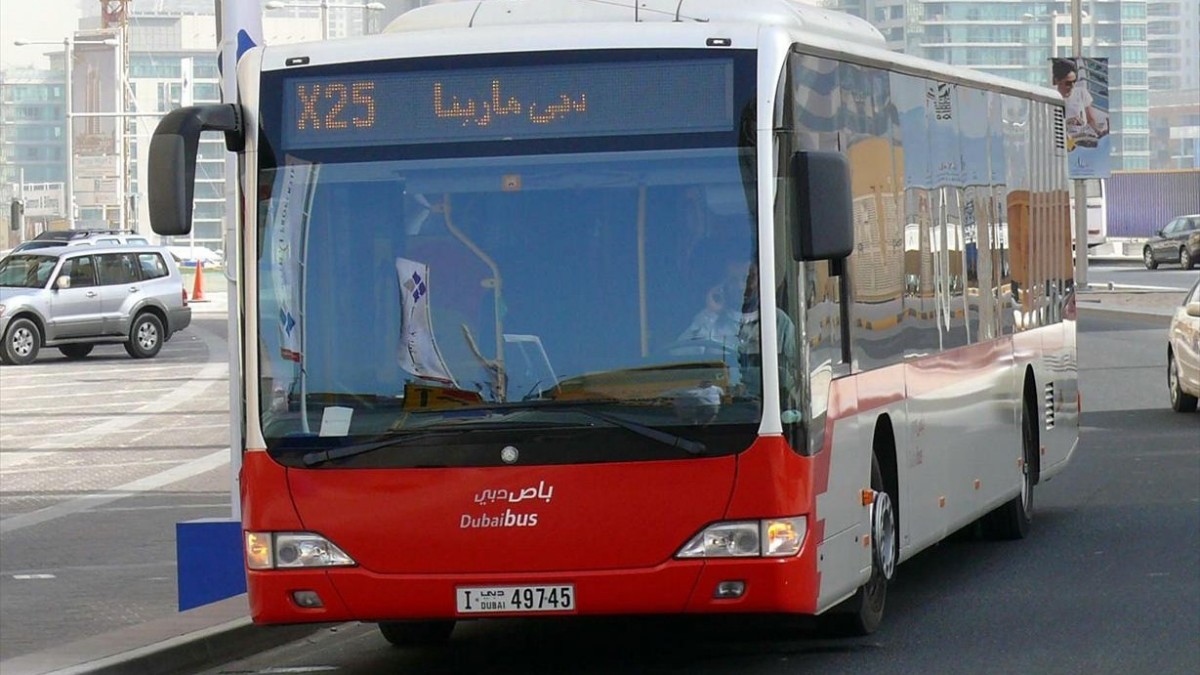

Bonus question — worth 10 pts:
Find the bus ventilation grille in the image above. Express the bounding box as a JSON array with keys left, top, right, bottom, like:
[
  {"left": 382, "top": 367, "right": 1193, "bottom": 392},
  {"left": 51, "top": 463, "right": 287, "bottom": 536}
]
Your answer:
[
  {"left": 1044, "top": 382, "right": 1056, "bottom": 430},
  {"left": 1053, "top": 108, "right": 1066, "bottom": 151}
]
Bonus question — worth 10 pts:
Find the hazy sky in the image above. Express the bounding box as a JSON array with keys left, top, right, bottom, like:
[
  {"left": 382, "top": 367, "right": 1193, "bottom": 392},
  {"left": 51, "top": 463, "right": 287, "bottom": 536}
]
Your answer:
[{"left": 0, "top": 1, "right": 84, "bottom": 69}]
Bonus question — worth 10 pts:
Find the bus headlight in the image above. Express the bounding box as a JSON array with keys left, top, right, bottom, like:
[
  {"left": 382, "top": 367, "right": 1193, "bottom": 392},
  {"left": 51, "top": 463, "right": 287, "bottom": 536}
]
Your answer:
[
  {"left": 245, "top": 531, "right": 356, "bottom": 569},
  {"left": 676, "top": 517, "right": 806, "bottom": 558}
]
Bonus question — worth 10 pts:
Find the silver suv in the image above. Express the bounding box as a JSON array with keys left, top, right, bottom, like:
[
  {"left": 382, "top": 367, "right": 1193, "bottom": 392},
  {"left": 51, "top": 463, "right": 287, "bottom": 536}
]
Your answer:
[{"left": 0, "top": 245, "right": 192, "bottom": 365}]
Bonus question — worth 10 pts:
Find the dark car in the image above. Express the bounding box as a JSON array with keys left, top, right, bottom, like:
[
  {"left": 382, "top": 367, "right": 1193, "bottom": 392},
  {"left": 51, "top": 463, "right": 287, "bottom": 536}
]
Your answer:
[
  {"left": 11, "top": 229, "right": 151, "bottom": 254},
  {"left": 1143, "top": 214, "right": 1200, "bottom": 270}
]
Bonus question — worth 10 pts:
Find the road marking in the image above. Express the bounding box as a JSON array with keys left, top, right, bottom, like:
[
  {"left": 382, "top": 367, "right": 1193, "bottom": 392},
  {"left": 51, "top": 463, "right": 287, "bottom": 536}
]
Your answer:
[
  {"left": 12, "top": 574, "right": 56, "bottom": 580},
  {"left": 1, "top": 458, "right": 208, "bottom": 475},
  {"left": 1, "top": 387, "right": 181, "bottom": 402},
  {"left": 0, "top": 329, "right": 227, "bottom": 470},
  {"left": 90, "top": 502, "right": 230, "bottom": 513},
  {"left": 0, "top": 448, "right": 229, "bottom": 534}
]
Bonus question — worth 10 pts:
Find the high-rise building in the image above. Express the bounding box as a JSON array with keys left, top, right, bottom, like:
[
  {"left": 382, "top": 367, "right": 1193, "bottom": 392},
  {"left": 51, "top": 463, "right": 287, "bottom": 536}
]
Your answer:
[
  {"left": 1147, "top": 0, "right": 1199, "bottom": 91},
  {"left": 829, "top": 1, "right": 1154, "bottom": 170},
  {"left": 0, "top": 63, "right": 66, "bottom": 187}
]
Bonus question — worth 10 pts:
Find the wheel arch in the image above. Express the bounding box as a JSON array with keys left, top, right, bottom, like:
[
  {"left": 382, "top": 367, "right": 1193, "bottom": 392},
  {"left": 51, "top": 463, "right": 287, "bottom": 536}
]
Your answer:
[
  {"left": 871, "top": 414, "right": 899, "bottom": 539},
  {"left": 133, "top": 303, "right": 169, "bottom": 332},
  {"left": 5, "top": 310, "right": 47, "bottom": 344}
]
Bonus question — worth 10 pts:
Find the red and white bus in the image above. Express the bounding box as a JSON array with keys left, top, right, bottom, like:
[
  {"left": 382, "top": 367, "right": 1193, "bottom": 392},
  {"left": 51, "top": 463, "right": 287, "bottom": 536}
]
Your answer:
[{"left": 149, "top": 0, "right": 1078, "bottom": 644}]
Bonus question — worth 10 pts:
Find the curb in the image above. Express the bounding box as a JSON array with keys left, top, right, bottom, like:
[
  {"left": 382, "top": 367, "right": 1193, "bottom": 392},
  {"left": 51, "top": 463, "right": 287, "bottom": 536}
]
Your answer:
[
  {"left": 47, "top": 620, "right": 324, "bottom": 675},
  {"left": 0, "top": 595, "right": 325, "bottom": 675},
  {"left": 1076, "top": 303, "right": 1174, "bottom": 327}
]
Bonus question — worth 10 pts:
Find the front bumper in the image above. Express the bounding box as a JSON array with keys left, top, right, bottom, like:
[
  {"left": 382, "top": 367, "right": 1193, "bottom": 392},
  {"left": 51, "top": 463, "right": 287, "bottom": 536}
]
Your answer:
[{"left": 247, "top": 554, "right": 819, "bottom": 624}]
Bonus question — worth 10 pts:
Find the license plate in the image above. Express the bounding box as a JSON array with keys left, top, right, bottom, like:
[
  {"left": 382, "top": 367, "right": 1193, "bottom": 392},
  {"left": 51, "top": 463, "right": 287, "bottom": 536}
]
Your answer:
[{"left": 456, "top": 584, "right": 575, "bottom": 614}]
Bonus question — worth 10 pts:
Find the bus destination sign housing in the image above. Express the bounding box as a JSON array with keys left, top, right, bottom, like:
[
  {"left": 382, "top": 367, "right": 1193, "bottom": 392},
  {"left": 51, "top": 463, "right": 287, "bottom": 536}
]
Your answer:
[{"left": 281, "top": 58, "right": 736, "bottom": 149}]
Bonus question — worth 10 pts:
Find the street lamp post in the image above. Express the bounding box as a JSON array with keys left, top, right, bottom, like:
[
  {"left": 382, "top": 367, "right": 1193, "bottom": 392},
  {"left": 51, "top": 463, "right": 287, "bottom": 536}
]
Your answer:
[
  {"left": 265, "top": 0, "right": 385, "bottom": 40},
  {"left": 14, "top": 35, "right": 118, "bottom": 230},
  {"left": 1071, "top": 0, "right": 1089, "bottom": 288}
]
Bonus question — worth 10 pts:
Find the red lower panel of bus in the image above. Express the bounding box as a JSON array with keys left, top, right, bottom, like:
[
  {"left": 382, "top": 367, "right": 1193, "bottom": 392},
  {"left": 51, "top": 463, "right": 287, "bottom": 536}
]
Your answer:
[{"left": 241, "top": 436, "right": 823, "bottom": 623}]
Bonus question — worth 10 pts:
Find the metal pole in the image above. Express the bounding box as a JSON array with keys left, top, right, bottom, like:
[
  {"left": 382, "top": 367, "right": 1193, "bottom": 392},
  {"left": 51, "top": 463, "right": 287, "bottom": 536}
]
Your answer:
[
  {"left": 64, "top": 36, "right": 75, "bottom": 229},
  {"left": 18, "top": 168, "right": 25, "bottom": 240},
  {"left": 1071, "top": 0, "right": 1088, "bottom": 288},
  {"left": 116, "top": 30, "right": 126, "bottom": 231},
  {"left": 320, "top": 0, "right": 329, "bottom": 40}
]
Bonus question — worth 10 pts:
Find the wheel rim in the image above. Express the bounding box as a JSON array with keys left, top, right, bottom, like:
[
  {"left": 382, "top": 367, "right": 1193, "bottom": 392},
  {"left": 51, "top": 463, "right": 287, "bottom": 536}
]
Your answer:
[
  {"left": 1020, "top": 457, "right": 1032, "bottom": 512},
  {"left": 1182, "top": 249, "right": 1192, "bottom": 268},
  {"left": 10, "top": 326, "right": 34, "bottom": 357},
  {"left": 1144, "top": 248, "right": 1154, "bottom": 265},
  {"left": 872, "top": 491, "right": 897, "bottom": 580},
  {"left": 1021, "top": 405, "right": 1035, "bottom": 512},
  {"left": 136, "top": 321, "right": 159, "bottom": 350},
  {"left": 1169, "top": 356, "right": 1180, "bottom": 405}
]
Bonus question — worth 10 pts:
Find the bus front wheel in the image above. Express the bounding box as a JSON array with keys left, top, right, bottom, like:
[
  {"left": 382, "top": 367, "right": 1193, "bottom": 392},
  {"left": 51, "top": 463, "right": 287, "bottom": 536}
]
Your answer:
[
  {"left": 378, "top": 620, "right": 456, "bottom": 648},
  {"left": 825, "top": 454, "right": 894, "bottom": 636},
  {"left": 983, "top": 395, "right": 1036, "bottom": 540}
]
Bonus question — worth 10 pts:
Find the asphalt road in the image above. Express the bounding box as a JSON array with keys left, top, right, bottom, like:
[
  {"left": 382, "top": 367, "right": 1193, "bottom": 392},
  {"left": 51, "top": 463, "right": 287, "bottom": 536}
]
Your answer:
[
  {"left": 186, "top": 313, "right": 1200, "bottom": 674},
  {"left": 0, "top": 313, "right": 232, "bottom": 661},
  {"left": 1, "top": 269, "right": 1196, "bottom": 673}
]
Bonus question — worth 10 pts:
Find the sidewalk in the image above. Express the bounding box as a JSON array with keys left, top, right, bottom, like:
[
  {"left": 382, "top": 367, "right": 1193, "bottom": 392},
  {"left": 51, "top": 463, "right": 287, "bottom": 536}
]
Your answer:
[{"left": 0, "top": 274, "right": 1183, "bottom": 675}]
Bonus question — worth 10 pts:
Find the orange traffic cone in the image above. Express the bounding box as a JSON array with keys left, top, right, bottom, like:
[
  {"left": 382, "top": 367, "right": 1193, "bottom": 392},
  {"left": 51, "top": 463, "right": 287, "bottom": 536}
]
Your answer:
[{"left": 191, "top": 260, "right": 208, "bottom": 302}]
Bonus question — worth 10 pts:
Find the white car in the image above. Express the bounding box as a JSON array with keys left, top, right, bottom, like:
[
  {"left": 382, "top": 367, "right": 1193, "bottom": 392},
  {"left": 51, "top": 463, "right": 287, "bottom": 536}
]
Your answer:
[
  {"left": 167, "top": 245, "right": 224, "bottom": 267},
  {"left": 1167, "top": 278, "right": 1200, "bottom": 412}
]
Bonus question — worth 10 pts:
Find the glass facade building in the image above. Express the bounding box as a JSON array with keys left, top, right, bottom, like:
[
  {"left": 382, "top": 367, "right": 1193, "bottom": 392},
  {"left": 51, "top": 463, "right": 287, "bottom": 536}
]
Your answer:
[{"left": 834, "top": 0, "right": 1154, "bottom": 169}]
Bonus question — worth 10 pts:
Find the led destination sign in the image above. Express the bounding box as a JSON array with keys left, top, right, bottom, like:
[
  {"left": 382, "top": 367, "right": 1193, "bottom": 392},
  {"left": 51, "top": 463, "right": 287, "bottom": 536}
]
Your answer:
[{"left": 282, "top": 59, "right": 735, "bottom": 149}]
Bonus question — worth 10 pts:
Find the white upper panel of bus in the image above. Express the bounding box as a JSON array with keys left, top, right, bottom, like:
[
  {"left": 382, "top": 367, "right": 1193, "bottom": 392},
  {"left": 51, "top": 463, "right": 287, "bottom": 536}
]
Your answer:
[
  {"left": 384, "top": 0, "right": 884, "bottom": 48},
  {"left": 254, "top": 0, "right": 1060, "bottom": 105}
]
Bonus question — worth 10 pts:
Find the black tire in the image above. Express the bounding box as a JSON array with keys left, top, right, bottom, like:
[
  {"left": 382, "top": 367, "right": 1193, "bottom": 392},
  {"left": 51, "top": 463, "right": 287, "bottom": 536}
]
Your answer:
[
  {"left": 1143, "top": 246, "right": 1158, "bottom": 270},
  {"left": 378, "top": 620, "right": 455, "bottom": 647},
  {"left": 983, "top": 395, "right": 1036, "bottom": 540},
  {"left": 1, "top": 317, "right": 41, "bottom": 365},
  {"left": 825, "top": 454, "right": 895, "bottom": 636},
  {"left": 59, "top": 344, "right": 94, "bottom": 360},
  {"left": 1180, "top": 247, "right": 1195, "bottom": 271},
  {"left": 1169, "top": 351, "right": 1199, "bottom": 413},
  {"left": 124, "top": 313, "right": 164, "bottom": 359}
]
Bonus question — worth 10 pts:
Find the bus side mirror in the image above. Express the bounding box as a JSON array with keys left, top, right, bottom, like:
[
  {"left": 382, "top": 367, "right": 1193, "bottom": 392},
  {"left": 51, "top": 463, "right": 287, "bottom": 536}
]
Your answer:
[
  {"left": 790, "top": 151, "right": 854, "bottom": 261},
  {"left": 148, "top": 104, "right": 244, "bottom": 237}
]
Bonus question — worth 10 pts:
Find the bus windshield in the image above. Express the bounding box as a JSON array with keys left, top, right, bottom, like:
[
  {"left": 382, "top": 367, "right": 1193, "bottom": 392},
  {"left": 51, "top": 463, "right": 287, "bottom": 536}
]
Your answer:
[{"left": 255, "top": 52, "right": 762, "bottom": 465}]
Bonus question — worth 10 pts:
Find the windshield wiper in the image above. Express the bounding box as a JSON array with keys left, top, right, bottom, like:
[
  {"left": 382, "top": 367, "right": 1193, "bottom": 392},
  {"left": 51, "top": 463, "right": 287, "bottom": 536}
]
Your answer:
[
  {"left": 301, "top": 432, "right": 438, "bottom": 467},
  {"left": 470, "top": 402, "right": 706, "bottom": 456},
  {"left": 302, "top": 404, "right": 706, "bottom": 466}
]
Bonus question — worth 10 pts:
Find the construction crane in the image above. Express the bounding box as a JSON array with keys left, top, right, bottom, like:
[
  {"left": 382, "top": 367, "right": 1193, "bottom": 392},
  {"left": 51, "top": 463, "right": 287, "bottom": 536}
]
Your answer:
[{"left": 100, "top": 0, "right": 133, "bottom": 230}]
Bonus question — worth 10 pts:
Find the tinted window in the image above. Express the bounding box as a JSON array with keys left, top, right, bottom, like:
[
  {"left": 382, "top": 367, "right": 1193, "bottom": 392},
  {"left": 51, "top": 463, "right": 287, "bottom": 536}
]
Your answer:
[
  {"left": 137, "top": 253, "right": 169, "bottom": 280},
  {"left": 62, "top": 256, "right": 97, "bottom": 288},
  {"left": 97, "top": 253, "right": 140, "bottom": 285},
  {"left": 0, "top": 255, "right": 57, "bottom": 288}
]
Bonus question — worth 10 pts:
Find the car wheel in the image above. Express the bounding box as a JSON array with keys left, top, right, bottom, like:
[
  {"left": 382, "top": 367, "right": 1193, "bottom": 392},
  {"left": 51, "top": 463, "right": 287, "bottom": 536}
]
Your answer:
[
  {"left": 1, "top": 317, "right": 41, "bottom": 365},
  {"left": 59, "top": 344, "right": 95, "bottom": 359},
  {"left": 1143, "top": 246, "right": 1158, "bottom": 270},
  {"left": 1169, "top": 351, "right": 1199, "bottom": 413},
  {"left": 378, "top": 620, "right": 455, "bottom": 647},
  {"left": 125, "top": 313, "right": 164, "bottom": 359},
  {"left": 1180, "top": 247, "right": 1195, "bottom": 271}
]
